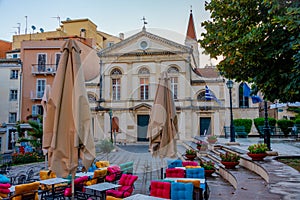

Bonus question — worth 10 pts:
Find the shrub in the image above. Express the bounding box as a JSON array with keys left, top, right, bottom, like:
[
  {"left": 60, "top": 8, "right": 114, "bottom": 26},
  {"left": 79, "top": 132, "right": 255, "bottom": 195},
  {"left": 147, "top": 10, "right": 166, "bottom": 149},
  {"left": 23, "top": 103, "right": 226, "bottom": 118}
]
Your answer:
[
  {"left": 200, "top": 160, "right": 215, "bottom": 170},
  {"left": 186, "top": 149, "right": 197, "bottom": 155},
  {"left": 248, "top": 143, "right": 269, "bottom": 154},
  {"left": 220, "top": 152, "right": 240, "bottom": 162},
  {"left": 277, "top": 119, "right": 294, "bottom": 136},
  {"left": 233, "top": 119, "right": 252, "bottom": 134},
  {"left": 12, "top": 152, "right": 43, "bottom": 164},
  {"left": 294, "top": 119, "right": 300, "bottom": 124},
  {"left": 254, "top": 117, "right": 276, "bottom": 135}
]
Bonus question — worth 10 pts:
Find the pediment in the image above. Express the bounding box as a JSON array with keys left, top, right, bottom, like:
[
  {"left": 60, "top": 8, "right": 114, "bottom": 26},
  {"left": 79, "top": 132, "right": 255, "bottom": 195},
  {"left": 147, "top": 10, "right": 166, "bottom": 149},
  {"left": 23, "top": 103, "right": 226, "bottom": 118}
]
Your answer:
[
  {"left": 98, "top": 30, "right": 191, "bottom": 57},
  {"left": 129, "top": 103, "right": 152, "bottom": 111}
]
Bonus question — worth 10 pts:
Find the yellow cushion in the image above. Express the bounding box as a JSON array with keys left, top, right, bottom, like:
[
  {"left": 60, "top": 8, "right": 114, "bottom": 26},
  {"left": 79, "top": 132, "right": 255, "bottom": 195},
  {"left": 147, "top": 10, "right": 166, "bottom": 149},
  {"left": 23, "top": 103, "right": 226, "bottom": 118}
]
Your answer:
[
  {"left": 185, "top": 166, "right": 202, "bottom": 169},
  {"left": 177, "top": 179, "right": 200, "bottom": 188},
  {"left": 39, "top": 170, "right": 56, "bottom": 180},
  {"left": 106, "top": 195, "right": 123, "bottom": 200},
  {"left": 0, "top": 193, "right": 8, "bottom": 198},
  {"left": 95, "top": 161, "right": 110, "bottom": 168},
  {"left": 13, "top": 182, "right": 40, "bottom": 200},
  {"left": 85, "top": 169, "right": 108, "bottom": 186}
]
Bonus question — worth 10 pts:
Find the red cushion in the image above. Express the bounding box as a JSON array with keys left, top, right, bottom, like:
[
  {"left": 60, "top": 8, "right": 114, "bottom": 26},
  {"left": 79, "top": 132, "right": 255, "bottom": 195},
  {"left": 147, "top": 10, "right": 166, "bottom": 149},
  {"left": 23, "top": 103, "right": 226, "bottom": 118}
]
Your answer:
[
  {"left": 105, "top": 166, "right": 122, "bottom": 182},
  {"left": 166, "top": 168, "right": 185, "bottom": 178},
  {"left": 150, "top": 181, "right": 171, "bottom": 199},
  {"left": 182, "top": 161, "right": 198, "bottom": 167},
  {"left": 118, "top": 174, "right": 138, "bottom": 186}
]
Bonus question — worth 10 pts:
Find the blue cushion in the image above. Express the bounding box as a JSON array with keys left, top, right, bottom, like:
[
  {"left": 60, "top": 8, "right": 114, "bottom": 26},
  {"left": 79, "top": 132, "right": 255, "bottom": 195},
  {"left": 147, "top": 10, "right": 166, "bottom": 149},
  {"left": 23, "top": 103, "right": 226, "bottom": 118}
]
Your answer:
[
  {"left": 167, "top": 159, "right": 183, "bottom": 168},
  {"left": 0, "top": 175, "right": 10, "bottom": 183},
  {"left": 186, "top": 168, "right": 205, "bottom": 179},
  {"left": 171, "top": 182, "right": 193, "bottom": 200}
]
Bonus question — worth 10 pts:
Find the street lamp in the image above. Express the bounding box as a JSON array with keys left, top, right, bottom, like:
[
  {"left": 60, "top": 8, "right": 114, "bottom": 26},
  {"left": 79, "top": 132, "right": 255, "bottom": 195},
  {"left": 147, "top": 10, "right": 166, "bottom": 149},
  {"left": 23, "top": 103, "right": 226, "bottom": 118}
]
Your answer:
[
  {"left": 263, "top": 101, "right": 271, "bottom": 150},
  {"left": 108, "top": 109, "right": 113, "bottom": 143},
  {"left": 226, "top": 80, "right": 236, "bottom": 142}
]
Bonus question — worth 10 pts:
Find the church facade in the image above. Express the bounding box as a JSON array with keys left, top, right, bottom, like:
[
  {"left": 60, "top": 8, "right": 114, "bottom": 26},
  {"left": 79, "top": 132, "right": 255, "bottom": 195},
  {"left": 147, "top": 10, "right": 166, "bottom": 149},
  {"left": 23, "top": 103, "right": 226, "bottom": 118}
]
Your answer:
[{"left": 87, "top": 11, "right": 259, "bottom": 143}]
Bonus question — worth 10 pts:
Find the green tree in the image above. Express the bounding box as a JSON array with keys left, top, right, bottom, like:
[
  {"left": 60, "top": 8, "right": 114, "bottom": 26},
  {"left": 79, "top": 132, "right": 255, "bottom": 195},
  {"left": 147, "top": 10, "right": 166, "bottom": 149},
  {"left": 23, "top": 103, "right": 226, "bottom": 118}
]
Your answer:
[
  {"left": 199, "top": 0, "right": 300, "bottom": 102},
  {"left": 27, "top": 116, "right": 43, "bottom": 150}
]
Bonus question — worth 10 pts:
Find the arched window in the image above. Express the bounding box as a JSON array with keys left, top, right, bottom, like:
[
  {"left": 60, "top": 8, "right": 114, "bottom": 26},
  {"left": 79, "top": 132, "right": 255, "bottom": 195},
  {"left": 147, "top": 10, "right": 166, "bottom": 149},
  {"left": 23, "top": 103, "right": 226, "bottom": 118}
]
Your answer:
[
  {"left": 111, "top": 68, "right": 122, "bottom": 100},
  {"left": 197, "top": 91, "right": 206, "bottom": 101},
  {"left": 168, "top": 67, "right": 179, "bottom": 99},
  {"left": 239, "top": 83, "right": 249, "bottom": 108},
  {"left": 138, "top": 67, "right": 149, "bottom": 100}
]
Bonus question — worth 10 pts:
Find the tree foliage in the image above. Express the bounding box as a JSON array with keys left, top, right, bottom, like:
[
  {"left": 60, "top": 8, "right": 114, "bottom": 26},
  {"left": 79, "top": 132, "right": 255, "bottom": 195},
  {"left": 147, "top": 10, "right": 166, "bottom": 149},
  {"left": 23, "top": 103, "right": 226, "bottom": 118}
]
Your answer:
[{"left": 199, "top": 0, "right": 300, "bottom": 102}]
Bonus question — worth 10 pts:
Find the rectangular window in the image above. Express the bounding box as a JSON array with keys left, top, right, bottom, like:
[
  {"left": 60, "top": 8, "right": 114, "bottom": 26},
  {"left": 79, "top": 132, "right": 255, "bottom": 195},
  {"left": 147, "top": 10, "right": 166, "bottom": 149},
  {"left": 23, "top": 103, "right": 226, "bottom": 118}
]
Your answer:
[
  {"left": 55, "top": 53, "right": 61, "bottom": 69},
  {"left": 36, "top": 79, "right": 46, "bottom": 99},
  {"left": 8, "top": 112, "right": 17, "bottom": 123},
  {"left": 32, "top": 105, "right": 43, "bottom": 116},
  {"left": 9, "top": 90, "right": 18, "bottom": 101},
  {"left": 170, "top": 77, "right": 178, "bottom": 99},
  {"left": 112, "top": 79, "right": 121, "bottom": 100},
  {"left": 37, "top": 53, "right": 46, "bottom": 72},
  {"left": 140, "top": 78, "right": 149, "bottom": 100},
  {"left": 10, "top": 70, "right": 18, "bottom": 79}
]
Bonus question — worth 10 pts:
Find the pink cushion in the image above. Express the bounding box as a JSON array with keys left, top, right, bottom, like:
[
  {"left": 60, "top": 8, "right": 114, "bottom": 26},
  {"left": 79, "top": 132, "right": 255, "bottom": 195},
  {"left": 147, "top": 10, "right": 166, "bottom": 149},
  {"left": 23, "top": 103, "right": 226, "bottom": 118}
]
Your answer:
[
  {"left": 106, "top": 189, "right": 131, "bottom": 198},
  {"left": 150, "top": 181, "right": 171, "bottom": 199},
  {"left": 105, "top": 166, "right": 121, "bottom": 182},
  {"left": 64, "top": 176, "right": 89, "bottom": 197},
  {"left": 0, "top": 183, "right": 11, "bottom": 189},
  {"left": 166, "top": 168, "right": 185, "bottom": 178},
  {"left": 182, "top": 161, "right": 198, "bottom": 167},
  {"left": 118, "top": 174, "right": 138, "bottom": 186},
  {"left": 0, "top": 188, "right": 10, "bottom": 194},
  {"left": 106, "top": 174, "right": 138, "bottom": 198}
]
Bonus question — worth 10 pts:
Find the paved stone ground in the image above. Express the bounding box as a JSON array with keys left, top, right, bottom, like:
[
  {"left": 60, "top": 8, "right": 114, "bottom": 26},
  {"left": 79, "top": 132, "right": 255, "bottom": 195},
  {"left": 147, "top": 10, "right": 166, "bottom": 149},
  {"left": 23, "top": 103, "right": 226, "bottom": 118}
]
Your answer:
[{"left": 6, "top": 137, "right": 300, "bottom": 199}]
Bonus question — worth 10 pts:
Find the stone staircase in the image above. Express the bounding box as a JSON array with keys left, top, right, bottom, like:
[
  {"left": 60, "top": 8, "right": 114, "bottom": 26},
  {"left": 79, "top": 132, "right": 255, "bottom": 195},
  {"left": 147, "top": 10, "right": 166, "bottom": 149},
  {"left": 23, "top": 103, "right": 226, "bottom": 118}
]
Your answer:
[{"left": 180, "top": 137, "right": 282, "bottom": 199}]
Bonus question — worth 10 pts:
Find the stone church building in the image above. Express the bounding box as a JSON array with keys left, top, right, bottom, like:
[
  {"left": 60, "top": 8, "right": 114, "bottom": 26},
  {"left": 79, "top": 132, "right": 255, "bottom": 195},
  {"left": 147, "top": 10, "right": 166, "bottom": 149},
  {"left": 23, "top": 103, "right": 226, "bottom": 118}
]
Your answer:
[{"left": 87, "top": 10, "right": 259, "bottom": 143}]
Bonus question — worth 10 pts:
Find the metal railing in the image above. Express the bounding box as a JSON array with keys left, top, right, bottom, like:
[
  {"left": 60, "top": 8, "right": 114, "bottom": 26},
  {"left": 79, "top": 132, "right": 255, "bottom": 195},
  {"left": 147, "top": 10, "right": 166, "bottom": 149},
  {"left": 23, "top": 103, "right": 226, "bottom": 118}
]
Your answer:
[{"left": 31, "top": 64, "right": 57, "bottom": 75}]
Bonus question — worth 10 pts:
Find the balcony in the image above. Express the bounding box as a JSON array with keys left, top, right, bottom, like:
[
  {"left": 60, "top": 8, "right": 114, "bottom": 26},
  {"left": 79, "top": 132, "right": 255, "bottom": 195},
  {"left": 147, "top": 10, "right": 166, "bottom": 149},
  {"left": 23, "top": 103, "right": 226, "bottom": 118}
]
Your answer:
[
  {"left": 30, "top": 90, "right": 44, "bottom": 100},
  {"left": 31, "top": 64, "right": 57, "bottom": 75}
]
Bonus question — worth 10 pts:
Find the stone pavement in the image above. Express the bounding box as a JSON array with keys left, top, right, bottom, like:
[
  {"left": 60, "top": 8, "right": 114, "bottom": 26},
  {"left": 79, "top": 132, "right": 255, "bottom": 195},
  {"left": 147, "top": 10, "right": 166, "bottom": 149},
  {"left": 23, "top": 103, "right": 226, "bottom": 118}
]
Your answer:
[{"left": 6, "top": 137, "right": 300, "bottom": 199}]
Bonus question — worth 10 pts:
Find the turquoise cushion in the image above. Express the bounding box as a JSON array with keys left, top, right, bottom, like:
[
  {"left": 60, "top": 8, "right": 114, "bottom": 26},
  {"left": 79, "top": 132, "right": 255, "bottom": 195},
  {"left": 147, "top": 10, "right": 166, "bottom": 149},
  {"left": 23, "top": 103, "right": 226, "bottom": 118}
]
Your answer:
[
  {"left": 186, "top": 168, "right": 205, "bottom": 179},
  {"left": 171, "top": 182, "right": 193, "bottom": 200},
  {"left": 167, "top": 159, "right": 183, "bottom": 168},
  {"left": 0, "top": 175, "right": 10, "bottom": 183}
]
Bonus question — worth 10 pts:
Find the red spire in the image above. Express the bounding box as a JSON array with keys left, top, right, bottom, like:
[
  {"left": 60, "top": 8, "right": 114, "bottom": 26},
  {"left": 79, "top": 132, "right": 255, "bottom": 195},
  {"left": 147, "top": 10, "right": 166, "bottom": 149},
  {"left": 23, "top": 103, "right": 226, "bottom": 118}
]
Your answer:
[{"left": 186, "top": 9, "right": 197, "bottom": 40}]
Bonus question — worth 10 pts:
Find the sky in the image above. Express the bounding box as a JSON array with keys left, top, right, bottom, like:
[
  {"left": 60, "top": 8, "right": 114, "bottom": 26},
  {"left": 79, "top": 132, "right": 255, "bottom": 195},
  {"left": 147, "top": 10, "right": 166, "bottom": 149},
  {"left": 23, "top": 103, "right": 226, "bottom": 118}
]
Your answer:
[{"left": 0, "top": 0, "right": 217, "bottom": 66}]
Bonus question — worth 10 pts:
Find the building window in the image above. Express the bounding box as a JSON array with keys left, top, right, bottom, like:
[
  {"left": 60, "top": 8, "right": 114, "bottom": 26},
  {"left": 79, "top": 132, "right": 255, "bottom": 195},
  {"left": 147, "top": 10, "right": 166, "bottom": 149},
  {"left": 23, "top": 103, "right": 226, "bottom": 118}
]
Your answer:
[
  {"left": 111, "top": 69, "right": 122, "bottom": 101},
  {"left": 140, "top": 78, "right": 149, "bottom": 100},
  {"left": 239, "top": 83, "right": 249, "bottom": 108},
  {"left": 36, "top": 79, "right": 46, "bottom": 99},
  {"left": 10, "top": 70, "right": 18, "bottom": 79},
  {"left": 168, "top": 66, "right": 179, "bottom": 99},
  {"left": 197, "top": 91, "right": 206, "bottom": 101},
  {"left": 9, "top": 90, "right": 18, "bottom": 101},
  {"left": 9, "top": 112, "right": 17, "bottom": 123},
  {"left": 32, "top": 105, "right": 43, "bottom": 116},
  {"left": 37, "top": 53, "right": 47, "bottom": 72},
  {"left": 55, "top": 53, "right": 61, "bottom": 69},
  {"left": 107, "top": 42, "right": 114, "bottom": 47}
]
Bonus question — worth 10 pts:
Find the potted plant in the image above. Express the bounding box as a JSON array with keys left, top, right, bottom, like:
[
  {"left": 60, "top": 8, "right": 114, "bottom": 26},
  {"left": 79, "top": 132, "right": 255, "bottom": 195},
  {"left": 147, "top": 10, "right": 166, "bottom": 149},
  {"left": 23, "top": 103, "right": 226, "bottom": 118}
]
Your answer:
[
  {"left": 196, "top": 141, "right": 208, "bottom": 151},
  {"left": 220, "top": 152, "right": 240, "bottom": 169},
  {"left": 207, "top": 135, "right": 217, "bottom": 144},
  {"left": 200, "top": 160, "right": 215, "bottom": 176},
  {"left": 247, "top": 143, "right": 269, "bottom": 161},
  {"left": 185, "top": 149, "right": 197, "bottom": 161}
]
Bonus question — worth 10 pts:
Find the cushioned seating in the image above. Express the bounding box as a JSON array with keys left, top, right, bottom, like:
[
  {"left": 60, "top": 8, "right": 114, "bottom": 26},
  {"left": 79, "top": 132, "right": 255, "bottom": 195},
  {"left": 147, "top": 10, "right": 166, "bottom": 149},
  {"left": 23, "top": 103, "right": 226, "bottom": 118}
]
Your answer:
[
  {"left": 0, "top": 183, "right": 11, "bottom": 199},
  {"left": 95, "top": 161, "right": 110, "bottom": 168},
  {"left": 150, "top": 181, "right": 171, "bottom": 199},
  {"left": 182, "top": 161, "right": 198, "bottom": 167},
  {"left": 88, "top": 163, "right": 97, "bottom": 172},
  {"left": 105, "top": 166, "right": 122, "bottom": 183},
  {"left": 106, "top": 196, "right": 123, "bottom": 200},
  {"left": 171, "top": 182, "right": 193, "bottom": 200},
  {"left": 177, "top": 179, "right": 202, "bottom": 200},
  {"left": 186, "top": 168, "right": 205, "bottom": 179},
  {"left": 85, "top": 169, "right": 107, "bottom": 186},
  {"left": 167, "top": 159, "right": 183, "bottom": 168},
  {"left": 119, "top": 161, "right": 134, "bottom": 174},
  {"left": 166, "top": 168, "right": 185, "bottom": 178},
  {"left": 11, "top": 181, "right": 40, "bottom": 200},
  {"left": 64, "top": 176, "right": 89, "bottom": 197},
  {"left": 106, "top": 174, "right": 138, "bottom": 198},
  {"left": 185, "top": 166, "right": 202, "bottom": 169}
]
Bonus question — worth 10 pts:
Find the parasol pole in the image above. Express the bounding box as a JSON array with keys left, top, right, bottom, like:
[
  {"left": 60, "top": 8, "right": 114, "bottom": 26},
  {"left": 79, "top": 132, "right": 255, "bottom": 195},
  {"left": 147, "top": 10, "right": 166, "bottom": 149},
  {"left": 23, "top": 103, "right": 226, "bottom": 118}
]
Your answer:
[
  {"left": 160, "top": 158, "right": 164, "bottom": 179},
  {"left": 71, "top": 170, "right": 75, "bottom": 200}
]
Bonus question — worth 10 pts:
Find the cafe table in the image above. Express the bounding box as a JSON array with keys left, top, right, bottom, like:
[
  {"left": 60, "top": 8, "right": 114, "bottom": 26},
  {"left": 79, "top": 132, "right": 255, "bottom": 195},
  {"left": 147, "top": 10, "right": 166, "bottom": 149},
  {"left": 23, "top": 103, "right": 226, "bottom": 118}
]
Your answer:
[
  {"left": 75, "top": 171, "right": 94, "bottom": 178},
  {"left": 85, "top": 182, "right": 120, "bottom": 199},
  {"left": 39, "top": 177, "right": 70, "bottom": 199}
]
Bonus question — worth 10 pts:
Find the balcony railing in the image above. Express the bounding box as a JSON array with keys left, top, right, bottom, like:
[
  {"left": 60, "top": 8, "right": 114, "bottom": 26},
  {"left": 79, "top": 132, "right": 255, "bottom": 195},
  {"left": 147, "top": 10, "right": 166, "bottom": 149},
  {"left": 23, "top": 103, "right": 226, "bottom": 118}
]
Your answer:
[
  {"left": 31, "top": 64, "right": 57, "bottom": 75},
  {"left": 30, "top": 90, "right": 44, "bottom": 100}
]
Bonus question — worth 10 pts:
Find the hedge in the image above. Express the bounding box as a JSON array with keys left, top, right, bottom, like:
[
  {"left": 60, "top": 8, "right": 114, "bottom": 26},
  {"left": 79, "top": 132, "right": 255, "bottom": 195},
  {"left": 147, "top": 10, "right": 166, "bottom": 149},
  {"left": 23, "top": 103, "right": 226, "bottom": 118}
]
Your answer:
[
  {"left": 254, "top": 117, "right": 276, "bottom": 135},
  {"left": 233, "top": 119, "right": 252, "bottom": 134}
]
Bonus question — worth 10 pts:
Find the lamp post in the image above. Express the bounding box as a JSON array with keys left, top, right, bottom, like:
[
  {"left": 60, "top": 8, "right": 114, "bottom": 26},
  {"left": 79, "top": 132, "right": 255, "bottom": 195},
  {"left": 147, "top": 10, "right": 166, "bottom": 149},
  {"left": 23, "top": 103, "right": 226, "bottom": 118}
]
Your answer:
[
  {"left": 263, "top": 101, "right": 271, "bottom": 150},
  {"left": 108, "top": 109, "right": 113, "bottom": 143},
  {"left": 226, "top": 80, "right": 236, "bottom": 142}
]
